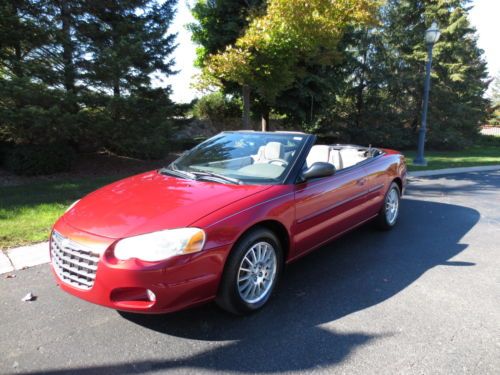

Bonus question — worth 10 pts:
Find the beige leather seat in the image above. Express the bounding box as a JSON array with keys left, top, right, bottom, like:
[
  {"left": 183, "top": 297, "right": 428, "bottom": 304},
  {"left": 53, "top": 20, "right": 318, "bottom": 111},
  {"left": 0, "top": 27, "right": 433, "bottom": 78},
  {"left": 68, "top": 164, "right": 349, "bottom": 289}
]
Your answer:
[
  {"left": 339, "top": 148, "right": 365, "bottom": 168},
  {"left": 306, "top": 145, "right": 330, "bottom": 168},
  {"left": 253, "top": 142, "right": 285, "bottom": 163},
  {"left": 329, "top": 149, "right": 342, "bottom": 170},
  {"left": 306, "top": 145, "right": 342, "bottom": 170}
]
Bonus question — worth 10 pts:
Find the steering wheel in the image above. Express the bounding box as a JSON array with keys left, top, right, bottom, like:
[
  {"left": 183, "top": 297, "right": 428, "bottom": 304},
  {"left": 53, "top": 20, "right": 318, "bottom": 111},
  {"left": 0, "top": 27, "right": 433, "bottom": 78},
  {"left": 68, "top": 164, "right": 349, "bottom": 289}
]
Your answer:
[{"left": 268, "top": 159, "right": 288, "bottom": 167}]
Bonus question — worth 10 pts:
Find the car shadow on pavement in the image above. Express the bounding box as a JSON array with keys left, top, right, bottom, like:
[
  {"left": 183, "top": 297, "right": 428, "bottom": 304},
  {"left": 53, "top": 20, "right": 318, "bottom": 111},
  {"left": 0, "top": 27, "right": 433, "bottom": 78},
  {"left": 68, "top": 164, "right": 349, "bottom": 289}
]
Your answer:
[{"left": 30, "top": 197, "right": 480, "bottom": 374}]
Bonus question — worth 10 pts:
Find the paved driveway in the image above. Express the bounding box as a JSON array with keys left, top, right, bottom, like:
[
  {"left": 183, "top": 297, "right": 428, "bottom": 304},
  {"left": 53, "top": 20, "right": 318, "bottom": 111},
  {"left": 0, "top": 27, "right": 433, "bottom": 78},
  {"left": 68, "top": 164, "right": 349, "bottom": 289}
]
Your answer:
[{"left": 1, "top": 171, "right": 499, "bottom": 374}]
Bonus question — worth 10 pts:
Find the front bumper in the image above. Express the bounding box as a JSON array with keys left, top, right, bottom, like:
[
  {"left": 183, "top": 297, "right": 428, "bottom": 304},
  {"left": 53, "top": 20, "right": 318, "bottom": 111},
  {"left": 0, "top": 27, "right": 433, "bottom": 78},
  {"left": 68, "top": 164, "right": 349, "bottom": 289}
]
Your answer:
[{"left": 50, "top": 220, "right": 229, "bottom": 314}]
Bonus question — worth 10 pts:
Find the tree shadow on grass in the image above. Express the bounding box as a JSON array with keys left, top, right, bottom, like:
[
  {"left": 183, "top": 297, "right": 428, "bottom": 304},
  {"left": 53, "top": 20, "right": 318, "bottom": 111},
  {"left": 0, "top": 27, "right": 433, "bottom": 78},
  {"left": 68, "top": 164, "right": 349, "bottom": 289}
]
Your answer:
[{"left": 28, "top": 197, "right": 479, "bottom": 374}]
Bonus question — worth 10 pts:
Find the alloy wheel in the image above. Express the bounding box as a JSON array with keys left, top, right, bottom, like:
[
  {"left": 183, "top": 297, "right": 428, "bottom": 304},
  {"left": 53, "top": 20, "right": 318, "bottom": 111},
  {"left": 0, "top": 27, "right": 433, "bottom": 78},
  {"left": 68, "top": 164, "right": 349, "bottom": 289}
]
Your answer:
[
  {"left": 237, "top": 241, "right": 277, "bottom": 304},
  {"left": 385, "top": 188, "right": 399, "bottom": 225}
]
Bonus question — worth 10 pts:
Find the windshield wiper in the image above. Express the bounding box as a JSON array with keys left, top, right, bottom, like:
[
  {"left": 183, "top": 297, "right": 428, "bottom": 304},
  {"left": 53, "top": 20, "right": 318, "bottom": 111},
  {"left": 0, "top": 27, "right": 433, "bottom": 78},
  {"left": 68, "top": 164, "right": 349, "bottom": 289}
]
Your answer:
[
  {"left": 191, "top": 171, "right": 242, "bottom": 185},
  {"left": 159, "top": 167, "right": 197, "bottom": 180}
]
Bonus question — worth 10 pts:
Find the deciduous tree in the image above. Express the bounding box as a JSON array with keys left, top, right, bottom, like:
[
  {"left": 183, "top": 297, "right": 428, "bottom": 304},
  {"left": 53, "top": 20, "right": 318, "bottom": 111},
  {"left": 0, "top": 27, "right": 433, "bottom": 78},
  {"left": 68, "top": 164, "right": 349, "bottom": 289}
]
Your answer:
[
  {"left": 190, "top": 0, "right": 265, "bottom": 128},
  {"left": 202, "top": 0, "right": 379, "bottom": 130}
]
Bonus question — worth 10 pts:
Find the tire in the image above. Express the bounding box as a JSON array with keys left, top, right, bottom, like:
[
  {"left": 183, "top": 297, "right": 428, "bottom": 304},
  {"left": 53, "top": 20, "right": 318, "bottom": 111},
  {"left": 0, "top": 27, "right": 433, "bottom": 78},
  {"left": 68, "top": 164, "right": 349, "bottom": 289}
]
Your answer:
[
  {"left": 375, "top": 182, "right": 401, "bottom": 230},
  {"left": 216, "top": 227, "right": 283, "bottom": 315}
]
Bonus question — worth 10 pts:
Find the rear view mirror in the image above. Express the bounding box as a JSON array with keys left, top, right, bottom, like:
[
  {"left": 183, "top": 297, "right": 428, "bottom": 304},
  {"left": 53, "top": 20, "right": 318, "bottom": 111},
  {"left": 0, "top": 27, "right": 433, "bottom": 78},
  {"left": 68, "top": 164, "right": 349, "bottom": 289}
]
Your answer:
[{"left": 301, "top": 162, "right": 335, "bottom": 181}]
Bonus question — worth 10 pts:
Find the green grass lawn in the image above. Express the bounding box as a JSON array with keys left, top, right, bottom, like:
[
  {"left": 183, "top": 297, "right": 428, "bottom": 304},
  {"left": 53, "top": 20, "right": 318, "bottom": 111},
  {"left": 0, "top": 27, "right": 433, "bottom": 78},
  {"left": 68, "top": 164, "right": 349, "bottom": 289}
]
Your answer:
[
  {"left": 404, "top": 145, "right": 500, "bottom": 171},
  {"left": 0, "top": 176, "right": 125, "bottom": 250}
]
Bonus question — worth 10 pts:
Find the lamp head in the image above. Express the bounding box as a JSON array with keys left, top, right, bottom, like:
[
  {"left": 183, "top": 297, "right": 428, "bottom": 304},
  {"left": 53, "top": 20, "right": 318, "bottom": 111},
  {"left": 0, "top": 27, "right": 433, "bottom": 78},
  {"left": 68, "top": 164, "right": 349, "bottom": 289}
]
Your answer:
[{"left": 425, "top": 21, "right": 441, "bottom": 45}]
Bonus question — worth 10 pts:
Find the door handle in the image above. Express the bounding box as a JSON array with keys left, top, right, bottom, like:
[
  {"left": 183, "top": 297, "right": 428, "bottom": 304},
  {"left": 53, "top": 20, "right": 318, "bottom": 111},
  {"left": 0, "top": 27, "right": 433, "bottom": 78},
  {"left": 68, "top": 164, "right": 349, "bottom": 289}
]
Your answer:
[{"left": 356, "top": 178, "right": 367, "bottom": 186}]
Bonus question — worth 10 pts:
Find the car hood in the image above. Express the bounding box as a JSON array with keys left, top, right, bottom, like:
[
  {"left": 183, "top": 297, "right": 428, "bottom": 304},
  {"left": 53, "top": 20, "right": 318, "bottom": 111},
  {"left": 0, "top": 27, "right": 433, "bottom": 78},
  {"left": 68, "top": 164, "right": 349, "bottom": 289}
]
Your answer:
[{"left": 62, "top": 171, "right": 272, "bottom": 239}]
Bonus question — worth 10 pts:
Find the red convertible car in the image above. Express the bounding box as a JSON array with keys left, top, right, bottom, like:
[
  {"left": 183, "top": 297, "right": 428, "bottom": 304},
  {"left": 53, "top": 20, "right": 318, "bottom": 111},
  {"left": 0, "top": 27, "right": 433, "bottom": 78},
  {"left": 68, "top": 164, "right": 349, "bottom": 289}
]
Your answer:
[{"left": 50, "top": 131, "right": 406, "bottom": 315}]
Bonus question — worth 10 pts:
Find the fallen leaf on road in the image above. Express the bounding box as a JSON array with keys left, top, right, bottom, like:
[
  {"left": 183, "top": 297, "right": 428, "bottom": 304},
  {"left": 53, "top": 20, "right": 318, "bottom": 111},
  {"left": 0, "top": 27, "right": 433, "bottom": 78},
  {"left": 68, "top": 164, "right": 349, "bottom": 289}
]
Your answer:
[{"left": 21, "top": 292, "right": 37, "bottom": 302}]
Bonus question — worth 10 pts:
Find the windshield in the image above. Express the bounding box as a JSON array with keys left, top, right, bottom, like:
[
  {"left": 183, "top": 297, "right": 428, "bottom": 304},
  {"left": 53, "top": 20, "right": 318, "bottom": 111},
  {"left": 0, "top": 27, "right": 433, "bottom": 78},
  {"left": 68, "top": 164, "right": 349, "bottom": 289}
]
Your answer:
[{"left": 166, "top": 132, "right": 307, "bottom": 184}]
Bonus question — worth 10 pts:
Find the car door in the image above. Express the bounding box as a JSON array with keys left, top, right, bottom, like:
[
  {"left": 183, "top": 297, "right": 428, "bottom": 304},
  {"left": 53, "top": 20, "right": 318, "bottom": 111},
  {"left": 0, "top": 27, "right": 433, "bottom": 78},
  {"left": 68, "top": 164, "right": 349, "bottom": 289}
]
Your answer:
[
  {"left": 362, "top": 155, "right": 393, "bottom": 217},
  {"left": 293, "top": 167, "right": 369, "bottom": 256}
]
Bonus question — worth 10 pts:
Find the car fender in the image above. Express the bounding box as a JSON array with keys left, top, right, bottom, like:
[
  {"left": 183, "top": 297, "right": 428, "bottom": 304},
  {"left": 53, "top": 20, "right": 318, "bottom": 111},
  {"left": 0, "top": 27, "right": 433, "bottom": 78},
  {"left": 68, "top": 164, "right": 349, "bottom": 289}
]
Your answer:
[{"left": 193, "top": 184, "right": 295, "bottom": 259}]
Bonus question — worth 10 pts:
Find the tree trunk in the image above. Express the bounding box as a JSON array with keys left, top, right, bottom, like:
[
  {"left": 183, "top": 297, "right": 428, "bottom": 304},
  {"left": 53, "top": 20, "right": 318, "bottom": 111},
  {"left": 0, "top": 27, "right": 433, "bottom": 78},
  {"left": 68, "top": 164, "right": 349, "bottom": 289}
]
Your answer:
[
  {"left": 60, "top": 1, "right": 75, "bottom": 93},
  {"left": 353, "top": 30, "right": 370, "bottom": 129},
  {"left": 355, "top": 81, "right": 365, "bottom": 128},
  {"left": 355, "top": 42, "right": 368, "bottom": 129},
  {"left": 261, "top": 110, "right": 270, "bottom": 132},
  {"left": 111, "top": 29, "right": 121, "bottom": 99},
  {"left": 113, "top": 79, "right": 120, "bottom": 98},
  {"left": 242, "top": 84, "right": 251, "bottom": 129},
  {"left": 12, "top": 1, "right": 23, "bottom": 108},
  {"left": 310, "top": 94, "right": 314, "bottom": 123},
  {"left": 11, "top": 4, "right": 23, "bottom": 78},
  {"left": 13, "top": 43, "right": 23, "bottom": 78},
  {"left": 111, "top": 78, "right": 121, "bottom": 121}
]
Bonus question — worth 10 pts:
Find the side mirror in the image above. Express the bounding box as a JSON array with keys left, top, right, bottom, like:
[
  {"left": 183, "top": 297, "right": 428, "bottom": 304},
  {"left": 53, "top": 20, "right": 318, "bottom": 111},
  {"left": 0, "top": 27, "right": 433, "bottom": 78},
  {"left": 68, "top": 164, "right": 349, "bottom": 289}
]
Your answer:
[{"left": 301, "top": 162, "right": 335, "bottom": 181}]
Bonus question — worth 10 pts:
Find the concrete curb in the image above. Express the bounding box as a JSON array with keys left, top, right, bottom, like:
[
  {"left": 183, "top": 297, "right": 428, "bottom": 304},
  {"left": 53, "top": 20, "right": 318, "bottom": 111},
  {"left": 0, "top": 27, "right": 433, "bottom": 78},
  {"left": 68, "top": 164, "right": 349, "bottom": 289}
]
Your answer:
[
  {"left": 2, "top": 165, "right": 499, "bottom": 275},
  {"left": 0, "top": 252, "right": 14, "bottom": 274},
  {"left": 1, "top": 242, "right": 49, "bottom": 275},
  {"left": 408, "top": 165, "right": 500, "bottom": 178}
]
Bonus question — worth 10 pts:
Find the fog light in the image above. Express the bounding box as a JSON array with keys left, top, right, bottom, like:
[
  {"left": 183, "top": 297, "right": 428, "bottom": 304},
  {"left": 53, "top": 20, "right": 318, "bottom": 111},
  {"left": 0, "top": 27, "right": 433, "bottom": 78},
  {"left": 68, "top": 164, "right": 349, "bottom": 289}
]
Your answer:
[{"left": 146, "top": 289, "right": 156, "bottom": 302}]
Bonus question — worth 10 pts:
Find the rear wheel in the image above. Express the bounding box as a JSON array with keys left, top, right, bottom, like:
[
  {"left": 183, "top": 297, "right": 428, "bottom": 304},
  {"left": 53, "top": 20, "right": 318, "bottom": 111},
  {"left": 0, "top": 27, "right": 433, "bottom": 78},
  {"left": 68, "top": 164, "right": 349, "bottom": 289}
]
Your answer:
[
  {"left": 376, "top": 182, "right": 401, "bottom": 230},
  {"left": 216, "top": 227, "right": 283, "bottom": 315}
]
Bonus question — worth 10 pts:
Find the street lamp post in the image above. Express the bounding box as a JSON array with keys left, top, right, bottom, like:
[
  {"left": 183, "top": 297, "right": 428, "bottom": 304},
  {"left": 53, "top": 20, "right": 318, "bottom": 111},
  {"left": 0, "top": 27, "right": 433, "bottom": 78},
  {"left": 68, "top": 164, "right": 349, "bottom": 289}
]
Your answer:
[{"left": 414, "top": 21, "right": 441, "bottom": 166}]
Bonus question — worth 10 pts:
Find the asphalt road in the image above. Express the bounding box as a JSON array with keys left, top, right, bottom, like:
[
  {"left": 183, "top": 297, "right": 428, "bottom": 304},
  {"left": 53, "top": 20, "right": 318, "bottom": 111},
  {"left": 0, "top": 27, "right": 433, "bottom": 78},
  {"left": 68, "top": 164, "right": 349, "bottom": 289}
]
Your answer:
[{"left": 1, "top": 171, "right": 499, "bottom": 375}]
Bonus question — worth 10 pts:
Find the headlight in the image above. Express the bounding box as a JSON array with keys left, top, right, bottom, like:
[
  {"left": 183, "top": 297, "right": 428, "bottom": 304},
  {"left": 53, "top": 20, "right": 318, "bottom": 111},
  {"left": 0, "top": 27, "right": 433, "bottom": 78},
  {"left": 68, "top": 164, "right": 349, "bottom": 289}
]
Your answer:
[
  {"left": 113, "top": 228, "right": 206, "bottom": 262},
  {"left": 65, "top": 199, "right": 80, "bottom": 212}
]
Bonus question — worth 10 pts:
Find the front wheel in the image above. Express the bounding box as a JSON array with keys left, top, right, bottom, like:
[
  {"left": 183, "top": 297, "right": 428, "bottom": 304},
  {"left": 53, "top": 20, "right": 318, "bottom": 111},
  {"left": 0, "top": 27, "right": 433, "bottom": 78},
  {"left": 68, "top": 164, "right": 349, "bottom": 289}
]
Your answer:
[
  {"left": 375, "top": 182, "right": 401, "bottom": 230},
  {"left": 216, "top": 227, "right": 283, "bottom": 315}
]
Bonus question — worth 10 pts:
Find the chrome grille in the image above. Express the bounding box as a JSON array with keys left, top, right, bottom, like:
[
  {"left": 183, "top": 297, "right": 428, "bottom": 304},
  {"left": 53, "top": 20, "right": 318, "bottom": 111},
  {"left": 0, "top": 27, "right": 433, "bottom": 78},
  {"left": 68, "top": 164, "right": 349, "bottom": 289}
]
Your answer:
[{"left": 50, "top": 231, "right": 100, "bottom": 290}]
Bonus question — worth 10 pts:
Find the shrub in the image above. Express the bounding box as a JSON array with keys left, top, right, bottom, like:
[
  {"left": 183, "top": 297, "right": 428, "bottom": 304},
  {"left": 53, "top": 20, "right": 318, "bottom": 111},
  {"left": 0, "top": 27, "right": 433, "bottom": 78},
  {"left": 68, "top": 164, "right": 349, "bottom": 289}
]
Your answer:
[
  {"left": 108, "top": 131, "right": 170, "bottom": 160},
  {"left": 103, "top": 91, "right": 174, "bottom": 160},
  {"left": 477, "top": 134, "right": 500, "bottom": 147},
  {"left": 4, "top": 144, "right": 76, "bottom": 176},
  {"left": 80, "top": 88, "right": 175, "bottom": 160},
  {"left": 171, "top": 102, "right": 194, "bottom": 118},
  {"left": 192, "top": 92, "right": 241, "bottom": 129},
  {"left": 0, "top": 142, "right": 13, "bottom": 166},
  {"left": 0, "top": 78, "right": 82, "bottom": 146},
  {"left": 0, "top": 81, "right": 177, "bottom": 160}
]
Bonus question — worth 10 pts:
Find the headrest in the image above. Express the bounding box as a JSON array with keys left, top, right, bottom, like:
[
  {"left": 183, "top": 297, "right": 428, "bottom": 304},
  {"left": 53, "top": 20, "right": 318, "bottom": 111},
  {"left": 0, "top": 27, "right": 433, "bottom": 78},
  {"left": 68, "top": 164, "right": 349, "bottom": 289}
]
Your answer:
[
  {"left": 264, "top": 142, "right": 284, "bottom": 160},
  {"left": 306, "top": 145, "right": 330, "bottom": 167}
]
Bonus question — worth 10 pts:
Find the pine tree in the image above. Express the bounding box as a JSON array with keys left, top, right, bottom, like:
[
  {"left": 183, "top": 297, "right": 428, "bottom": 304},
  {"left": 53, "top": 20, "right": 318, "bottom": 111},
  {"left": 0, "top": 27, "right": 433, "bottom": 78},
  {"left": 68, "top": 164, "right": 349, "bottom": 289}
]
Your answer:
[
  {"left": 49, "top": 0, "right": 83, "bottom": 94},
  {"left": 1, "top": 0, "right": 178, "bottom": 155},
  {"left": 189, "top": 0, "right": 264, "bottom": 67},
  {"left": 0, "top": 1, "right": 82, "bottom": 92},
  {"left": 327, "top": 0, "right": 489, "bottom": 149},
  {"left": 79, "top": 0, "right": 176, "bottom": 98},
  {"left": 0, "top": 0, "right": 52, "bottom": 80},
  {"left": 0, "top": 0, "right": 71, "bottom": 145}
]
